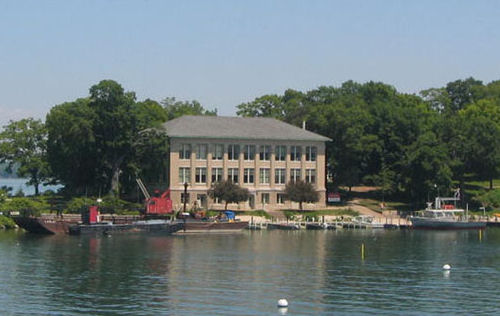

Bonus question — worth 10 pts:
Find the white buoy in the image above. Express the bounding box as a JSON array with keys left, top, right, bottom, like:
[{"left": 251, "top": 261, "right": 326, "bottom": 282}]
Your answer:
[
  {"left": 277, "top": 299, "right": 288, "bottom": 307},
  {"left": 443, "top": 264, "right": 451, "bottom": 270}
]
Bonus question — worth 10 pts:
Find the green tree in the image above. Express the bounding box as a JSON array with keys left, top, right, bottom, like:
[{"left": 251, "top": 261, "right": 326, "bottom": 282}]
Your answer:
[
  {"left": 162, "top": 97, "right": 217, "bottom": 120},
  {"left": 208, "top": 180, "right": 250, "bottom": 210},
  {"left": 0, "top": 118, "right": 51, "bottom": 195},
  {"left": 284, "top": 180, "right": 319, "bottom": 211}
]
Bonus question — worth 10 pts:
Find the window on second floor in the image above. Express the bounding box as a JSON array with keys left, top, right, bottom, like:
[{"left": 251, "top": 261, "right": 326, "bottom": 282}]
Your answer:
[
  {"left": 195, "top": 168, "right": 207, "bottom": 183},
  {"left": 179, "top": 167, "right": 191, "bottom": 184},
  {"left": 275, "top": 168, "right": 286, "bottom": 184},
  {"left": 212, "top": 168, "right": 223, "bottom": 183},
  {"left": 259, "top": 168, "right": 270, "bottom": 184},
  {"left": 305, "top": 169, "right": 316, "bottom": 184},
  {"left": 228, "top": 168, "right": 239, "bottom": 183},
  {"left": 244, "top": 168, "right": 254, "bottom": 184},
  {"left": 290, "top": 168, "right": 301, "bottom": 182}
]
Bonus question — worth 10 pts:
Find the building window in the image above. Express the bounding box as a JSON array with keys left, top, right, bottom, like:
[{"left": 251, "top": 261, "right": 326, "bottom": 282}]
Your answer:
[
  {"left": 212, "top": 168, "right": 223, "bottom": 183},
  {"left": 259, "top": 168, "right": 270, "bottom": 184},
  {"left": 243, "top": 145, "right": 256, "bottom": 161},
  {"left": 213, "top": 196, "right": 222, "bottom": 204},
  {"left": 179, "top": 144, "right": 191, "bottom": 160},
  {"left": 261, "top": 193, "right": 270, "bottom": 204},
  {"left": 290, "top": 168, "right": 301, "bottom": 182},
  {"left": 290, "top": 146, "right": 301, "bottom": 161},
  {"left": 306, "top": 169, "right": 316, "bottom": 184},
  {"left": 244, "top": 168, "right": 254, "bottom": 184},
  {"left": 306, "top": 146, "right": 317, "bottom": 162},
  {"left": 181, "top": 193, "right": 190, "bottom": 204},
  {"left": 277, "top": 193, "right": 285, "bottom": 204},
  {"left": 275, "top": 145, "right": 286, "bottom": 161},
  {"left": 228, "top": 168, "right": 239, "bottom": 183},
  {"left": 213, "top": 144, "right": 224, "bottom": 160},
  {"left": 196, "top": 144, "right": 208, "bottom": 160},
  {"left": 228, "top": 144, "right": 240, "bottom": 160},
  {"left": 195, "top": 168, "right": 207, "bottom": 183},
  {"left": 259, "top": 145, "right": 271, "bottom": 161},
  {"left": 275, "top": 168, "right": 286, "bottom": 184},
  {"left": 179, "top": 167, "right": 191, "bottom": 184}
]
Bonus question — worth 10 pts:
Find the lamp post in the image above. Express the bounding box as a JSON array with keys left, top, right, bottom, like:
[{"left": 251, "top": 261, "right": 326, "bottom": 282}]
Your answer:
[{"left": 183, "top": 182, "right": 188, "bottom": 213}]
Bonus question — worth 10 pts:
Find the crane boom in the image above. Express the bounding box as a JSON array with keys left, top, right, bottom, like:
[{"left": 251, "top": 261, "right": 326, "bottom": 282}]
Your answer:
[{"left": 136, "top": 178, "right": 151, "bottom": 200}]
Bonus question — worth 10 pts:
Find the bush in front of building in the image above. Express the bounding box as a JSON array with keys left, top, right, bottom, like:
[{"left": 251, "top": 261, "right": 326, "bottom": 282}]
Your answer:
[
  {"left": 284, "top": 180, "right": 319, "bottom": 211},
  {"left": 208, "top": 180, "right": 251, "bottom": 210}
]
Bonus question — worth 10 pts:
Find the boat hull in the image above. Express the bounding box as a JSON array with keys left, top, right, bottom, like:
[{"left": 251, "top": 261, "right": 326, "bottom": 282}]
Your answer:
[
  {"left": 410, "top": 218, "right": 487, "bottom": 230},
  {"left": 13, "top": 216, "right": 77, "bottom": 234},
  {"left": 175, "top": 220, "right": 249, "bottom": 234}
]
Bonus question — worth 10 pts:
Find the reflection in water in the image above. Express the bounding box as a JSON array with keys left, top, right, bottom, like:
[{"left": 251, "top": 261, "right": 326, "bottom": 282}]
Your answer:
[{"left": 0, "top": 229, "right": 500, "bottom": 315}]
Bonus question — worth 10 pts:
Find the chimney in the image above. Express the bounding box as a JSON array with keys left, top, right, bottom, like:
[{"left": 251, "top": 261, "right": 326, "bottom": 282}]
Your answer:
[{"left": 302, "top": 120, "right": 306, "bottom": 130}]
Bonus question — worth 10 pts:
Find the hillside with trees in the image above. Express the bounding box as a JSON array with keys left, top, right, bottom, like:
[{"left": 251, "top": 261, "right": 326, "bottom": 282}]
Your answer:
[{"left": 0, "top": 77, "right": 499, "bottom": 212}]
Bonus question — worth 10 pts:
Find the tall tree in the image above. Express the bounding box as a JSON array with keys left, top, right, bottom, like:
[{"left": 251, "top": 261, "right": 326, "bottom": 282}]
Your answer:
[
  {"left": 0, "top": 118, "right": 50, "bottom": 195},
  {"left": 162, "top": 97, "right": 217, "bottom": 120}
]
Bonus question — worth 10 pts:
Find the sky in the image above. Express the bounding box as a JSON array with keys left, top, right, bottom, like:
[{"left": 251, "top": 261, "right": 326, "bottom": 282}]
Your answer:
[{"left": 1, "top": 0, "right": 500, "bottom": 126}]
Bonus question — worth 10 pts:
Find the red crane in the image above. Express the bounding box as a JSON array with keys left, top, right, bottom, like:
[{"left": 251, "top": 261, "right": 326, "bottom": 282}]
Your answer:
[{"left": 136, "top": 179, "right": 173, "bottom": 216}]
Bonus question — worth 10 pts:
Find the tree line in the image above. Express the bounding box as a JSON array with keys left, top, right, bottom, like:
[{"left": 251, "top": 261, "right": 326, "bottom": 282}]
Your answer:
[
  {"left": 1, "top": 78, "right": 499, "bottom": 209},
  {"left": 237, "top": 78, "right": 500, "bottom": 206}
]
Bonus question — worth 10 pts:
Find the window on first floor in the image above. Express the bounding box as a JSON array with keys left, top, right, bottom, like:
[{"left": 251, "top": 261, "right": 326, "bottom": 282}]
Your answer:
[
  {"left": 261, "top": 193, "right": 270, "bottom": 204},
  {"left": 181, "top": 193, "right": 190, "bottom": 204},
  {"left": 277, "top": 193, "right": 285, "bottom": 204}
]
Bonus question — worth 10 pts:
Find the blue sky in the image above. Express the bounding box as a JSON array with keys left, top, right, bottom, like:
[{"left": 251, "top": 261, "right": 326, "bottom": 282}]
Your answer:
[{"left": 1, "top": 0, "right": 499, "bottom": 125}]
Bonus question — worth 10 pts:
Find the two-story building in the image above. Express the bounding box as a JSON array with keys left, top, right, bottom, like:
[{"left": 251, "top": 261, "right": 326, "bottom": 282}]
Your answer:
[{"left": 163, "top": 115, "right": 331, "bottom": 211}]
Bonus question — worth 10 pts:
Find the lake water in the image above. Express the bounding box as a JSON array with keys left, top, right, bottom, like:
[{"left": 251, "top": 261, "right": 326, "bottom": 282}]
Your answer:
[
  {"left": 0, "top": 178, "right": 62, "bottom": 196},
  {"left": 0, "top": 229, "right": 499, "bottom": 315}
]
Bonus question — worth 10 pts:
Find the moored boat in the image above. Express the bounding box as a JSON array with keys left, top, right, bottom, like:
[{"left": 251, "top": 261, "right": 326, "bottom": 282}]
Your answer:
[
  {"left": 409, "top": 194, "right": 486, "bottom": 230},
  {"left": 12, "top": 215, "right": 80, "bottom": 234}
]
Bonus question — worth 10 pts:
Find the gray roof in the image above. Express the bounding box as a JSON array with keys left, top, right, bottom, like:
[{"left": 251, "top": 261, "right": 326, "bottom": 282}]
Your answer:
[{"left": 162, "top": 116, "right": 331, "bottom": 142}]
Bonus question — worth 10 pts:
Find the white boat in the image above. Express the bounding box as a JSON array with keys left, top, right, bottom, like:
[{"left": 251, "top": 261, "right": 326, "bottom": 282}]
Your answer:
[
  {"left": 409, "top": 192, "right": 486, "bottom": 230},
  {"left": 352, "top": 215, "right": 385, "bottom": 229}
]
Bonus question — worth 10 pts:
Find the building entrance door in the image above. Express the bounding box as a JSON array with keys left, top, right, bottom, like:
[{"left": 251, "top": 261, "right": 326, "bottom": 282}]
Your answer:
[
  {"left": 248, "top": 194, "right": 255, "bottom": 209},
  {"left": 197, "top": 194, "right": 207, "bottom": 209}
]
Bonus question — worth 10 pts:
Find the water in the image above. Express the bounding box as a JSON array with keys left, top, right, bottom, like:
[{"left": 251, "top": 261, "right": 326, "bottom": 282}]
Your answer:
[
  {"left": 0, "top": 229, "right": 499, "bottom": 315},
  {"left": 0, "top": 178, "right": 62, "bottom": 196}
]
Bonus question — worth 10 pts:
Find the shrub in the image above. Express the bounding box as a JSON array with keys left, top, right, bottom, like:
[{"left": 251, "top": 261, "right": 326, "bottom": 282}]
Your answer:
[
  {"left": 0, "top": 215, "right": 16, "bottom": 229},
  {"left": 0, "top": 197, "right": 50, "bottom": 217}
]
